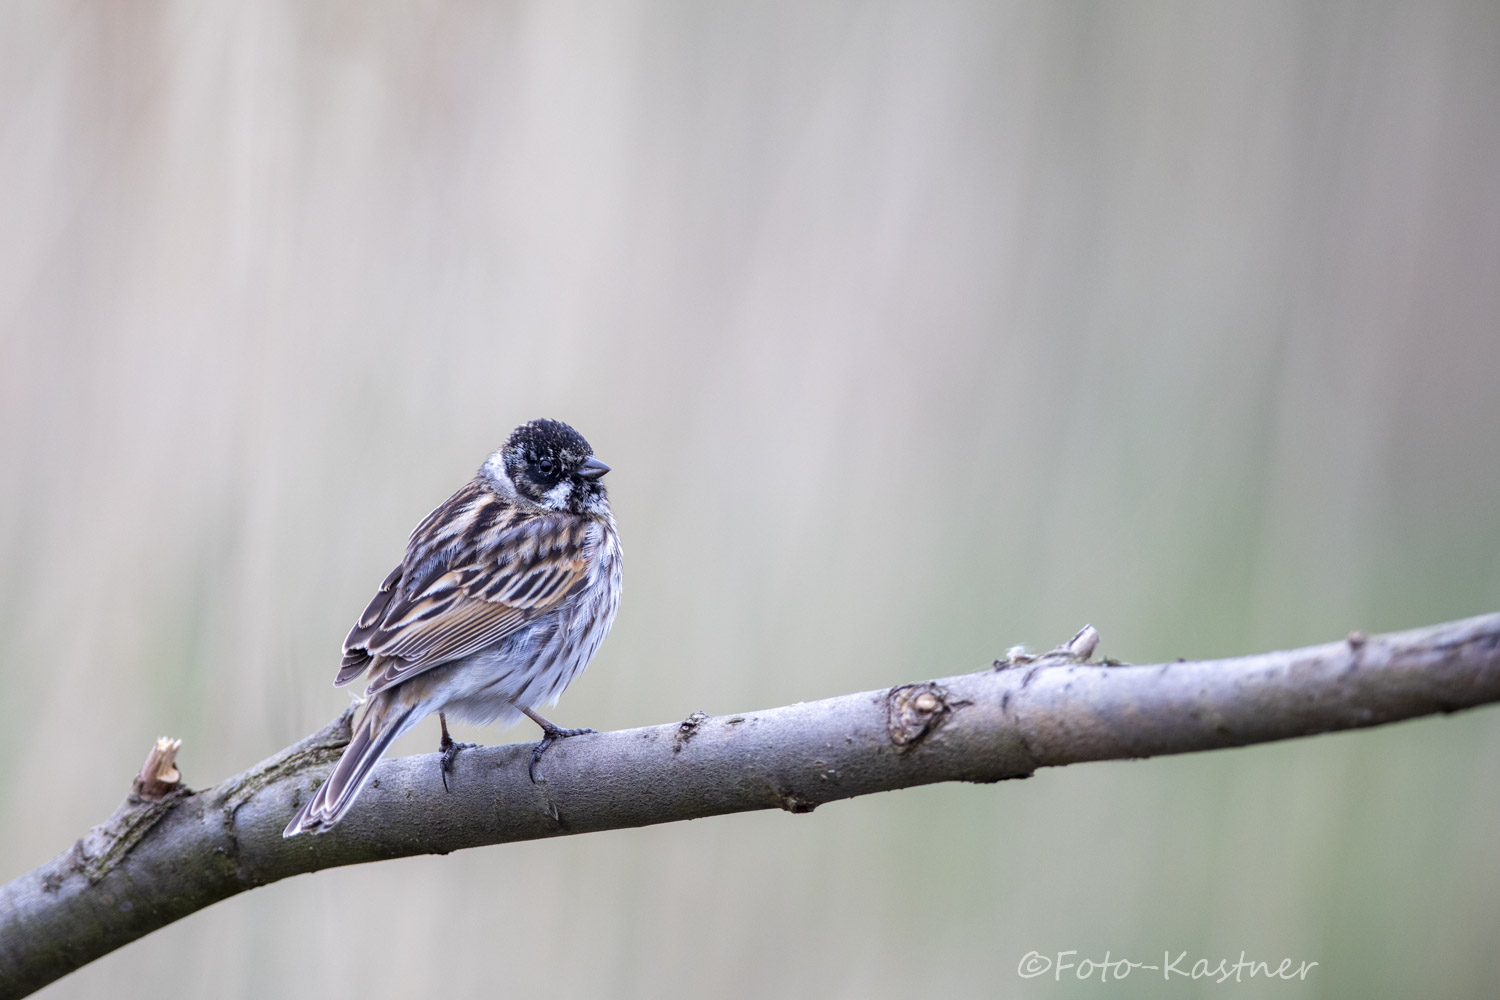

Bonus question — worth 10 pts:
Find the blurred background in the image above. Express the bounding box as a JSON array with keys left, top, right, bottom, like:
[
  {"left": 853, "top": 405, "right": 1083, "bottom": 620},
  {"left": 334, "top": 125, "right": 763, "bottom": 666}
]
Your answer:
[{"left": 3, "top": 2, "right": 1499, "bottom": 997}]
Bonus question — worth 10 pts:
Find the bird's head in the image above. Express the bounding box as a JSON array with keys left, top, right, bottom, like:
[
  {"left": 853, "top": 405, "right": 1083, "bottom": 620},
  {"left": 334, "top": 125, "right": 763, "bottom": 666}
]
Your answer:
[{"left": 493, "top": 418, "right": 611, "bottom": 515}]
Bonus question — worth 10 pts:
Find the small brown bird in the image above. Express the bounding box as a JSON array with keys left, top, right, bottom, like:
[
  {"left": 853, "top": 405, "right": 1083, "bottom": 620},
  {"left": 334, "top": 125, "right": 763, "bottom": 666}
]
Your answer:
[{"left": 283, "top": 419, "right": 622, "bottom": 836}]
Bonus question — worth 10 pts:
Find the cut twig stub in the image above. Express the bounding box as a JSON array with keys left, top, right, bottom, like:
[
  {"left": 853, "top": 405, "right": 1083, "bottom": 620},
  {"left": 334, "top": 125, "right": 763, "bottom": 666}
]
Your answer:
[{"left": 133, "top": 737, "right": 184, "bottom": 801}]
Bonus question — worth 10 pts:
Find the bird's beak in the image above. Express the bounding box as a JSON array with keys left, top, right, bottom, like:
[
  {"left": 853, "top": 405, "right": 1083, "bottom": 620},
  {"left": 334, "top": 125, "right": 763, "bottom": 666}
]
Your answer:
[{"left": 577, "top": 456, "right": 611, "bottom": 479}]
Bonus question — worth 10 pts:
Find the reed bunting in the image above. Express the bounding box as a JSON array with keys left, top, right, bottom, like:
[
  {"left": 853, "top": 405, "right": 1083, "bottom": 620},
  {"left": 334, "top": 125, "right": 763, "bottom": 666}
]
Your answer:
[{"left": 283, "top": 418, "right": 622, "bottom": 836}]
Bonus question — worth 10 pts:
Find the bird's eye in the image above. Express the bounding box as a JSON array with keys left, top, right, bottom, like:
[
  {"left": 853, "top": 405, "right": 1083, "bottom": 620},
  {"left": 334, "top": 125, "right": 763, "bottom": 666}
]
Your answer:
[{"left": 536, "top": 456, "right": 557, "bottom": 477}]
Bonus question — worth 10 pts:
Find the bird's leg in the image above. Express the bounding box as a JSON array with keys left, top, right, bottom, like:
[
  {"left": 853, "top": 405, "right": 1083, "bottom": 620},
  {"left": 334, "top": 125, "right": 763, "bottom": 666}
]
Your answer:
[
  {"left": 518, "top": 706, "right": 596, "bottom": 783},
  {"left": 437, "top": 712, "right": 478, "bottom": 792}
]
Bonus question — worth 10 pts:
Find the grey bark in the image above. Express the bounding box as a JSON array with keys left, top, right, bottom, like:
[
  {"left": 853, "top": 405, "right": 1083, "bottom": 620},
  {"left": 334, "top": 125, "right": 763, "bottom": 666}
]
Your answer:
[{"left": 3, "top": 613, "right": 1500, "bottom": 998}]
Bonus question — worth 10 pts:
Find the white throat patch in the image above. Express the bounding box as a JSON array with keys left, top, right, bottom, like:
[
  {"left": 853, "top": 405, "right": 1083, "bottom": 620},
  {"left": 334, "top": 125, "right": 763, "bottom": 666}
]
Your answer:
[{"left": 542, "top": 479, "right": 575, "bottom": 510}]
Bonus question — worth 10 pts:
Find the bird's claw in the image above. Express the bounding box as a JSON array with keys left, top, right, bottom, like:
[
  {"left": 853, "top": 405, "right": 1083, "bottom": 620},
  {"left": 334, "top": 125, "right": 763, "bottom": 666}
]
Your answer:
[
  {"left": 438, "top": 736, "right": 479, "bottom": 792},
  {"left": 528, "top": 726, "right": 596, "bottom": 783}
]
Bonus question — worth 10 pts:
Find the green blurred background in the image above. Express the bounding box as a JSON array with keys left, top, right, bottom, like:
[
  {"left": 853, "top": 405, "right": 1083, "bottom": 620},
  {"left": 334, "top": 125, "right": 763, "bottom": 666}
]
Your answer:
[{"left": 3, "top": 2, "right": 1499, "bottom": 997}]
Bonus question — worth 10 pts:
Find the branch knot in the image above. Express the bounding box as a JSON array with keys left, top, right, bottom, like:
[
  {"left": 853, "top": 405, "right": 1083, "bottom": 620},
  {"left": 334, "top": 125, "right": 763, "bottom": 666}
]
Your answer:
[{"left": 886, "top": 682, "right": 955, "bottom": 750}]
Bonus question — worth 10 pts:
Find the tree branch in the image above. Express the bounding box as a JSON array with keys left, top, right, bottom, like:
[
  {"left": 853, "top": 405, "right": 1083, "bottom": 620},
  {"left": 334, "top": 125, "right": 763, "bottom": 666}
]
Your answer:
[{"left": 4, "top": 613, "right": 1500, "bottom": 998}]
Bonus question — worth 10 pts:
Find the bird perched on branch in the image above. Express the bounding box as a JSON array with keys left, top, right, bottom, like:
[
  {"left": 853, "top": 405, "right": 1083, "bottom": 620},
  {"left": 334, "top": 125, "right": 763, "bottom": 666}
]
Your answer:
[{"left": 284, "top": 418, "right": 622, "bottom": 836}]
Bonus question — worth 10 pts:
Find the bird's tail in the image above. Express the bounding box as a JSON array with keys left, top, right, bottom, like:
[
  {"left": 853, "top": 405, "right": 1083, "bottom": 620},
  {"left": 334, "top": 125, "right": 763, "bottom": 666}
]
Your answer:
[{"left": 283, "top": 694, "right": 418, "bottom": 837}]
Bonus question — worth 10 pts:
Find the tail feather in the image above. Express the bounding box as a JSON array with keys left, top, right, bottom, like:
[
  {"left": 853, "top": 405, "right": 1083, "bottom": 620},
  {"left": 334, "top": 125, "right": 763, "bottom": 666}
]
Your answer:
[{"left": 283, "top": 698, "right": 418, "bottom": 837}]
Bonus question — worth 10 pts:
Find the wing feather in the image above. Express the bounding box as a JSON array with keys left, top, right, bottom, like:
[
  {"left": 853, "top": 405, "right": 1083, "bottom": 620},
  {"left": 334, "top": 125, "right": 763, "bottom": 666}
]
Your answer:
[{"left": 333, "top": 484, "right": 593, "bottom": 694}]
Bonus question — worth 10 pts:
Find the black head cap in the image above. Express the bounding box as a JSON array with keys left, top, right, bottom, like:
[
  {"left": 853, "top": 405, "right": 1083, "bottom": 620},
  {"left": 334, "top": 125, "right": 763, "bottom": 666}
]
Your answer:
[{"left": 506, "top": 418, "right": 594, "bottom": 463}]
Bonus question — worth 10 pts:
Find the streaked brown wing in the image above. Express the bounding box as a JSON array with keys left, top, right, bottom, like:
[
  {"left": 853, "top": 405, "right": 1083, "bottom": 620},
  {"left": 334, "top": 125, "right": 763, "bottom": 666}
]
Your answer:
[
  {"left": 334, "top": 565, "right": 404, "bottom": 686},
  {"left": 336, "top": 490, "right": 591, "bottom": 694}
]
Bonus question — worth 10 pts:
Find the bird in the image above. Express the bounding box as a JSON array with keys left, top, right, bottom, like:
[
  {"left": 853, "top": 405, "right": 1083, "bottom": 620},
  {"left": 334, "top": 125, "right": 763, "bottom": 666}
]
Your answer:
[{"left": 283, "top": 418, "right": 622, "bottom": 836}]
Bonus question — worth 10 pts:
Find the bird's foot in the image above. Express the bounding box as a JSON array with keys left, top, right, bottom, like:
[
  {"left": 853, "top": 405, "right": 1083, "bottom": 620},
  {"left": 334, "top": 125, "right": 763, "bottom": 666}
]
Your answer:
[
  {"left": 529, "top": 725, "right": 595, "bottom": 783},
  {"left": 519, "top": 707, "right": 595, "bottom": 783},
  {"left": 437, "top": 714, "right": 480, "bottom": 792}
]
